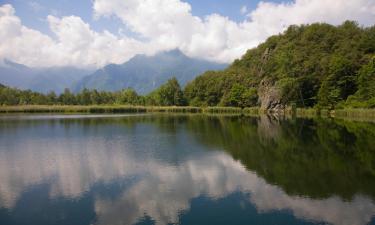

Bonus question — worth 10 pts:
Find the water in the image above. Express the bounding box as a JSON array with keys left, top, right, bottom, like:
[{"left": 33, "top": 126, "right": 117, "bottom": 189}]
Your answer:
[{"left": 0, "top": 114, "right": 374, "bottom": 225}]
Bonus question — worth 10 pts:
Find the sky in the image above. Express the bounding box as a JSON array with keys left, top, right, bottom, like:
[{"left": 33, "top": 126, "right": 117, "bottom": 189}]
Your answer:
[{"left": 0, "top": 0, "right": 374, "bottom": 68}]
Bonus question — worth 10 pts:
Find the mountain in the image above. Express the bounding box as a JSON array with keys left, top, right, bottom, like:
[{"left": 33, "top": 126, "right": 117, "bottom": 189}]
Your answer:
[
  {"left": 0, "top": 59, "right": 92, "bottom": 94},
  {"left": 0, "top": 59, "right": 34, "bottom": 89},
  {"left": 184, "top": 21, "right": 375, "bottom": 109},
  {"left": 74, "top": 49, "right": 227, "bottom": 94},
  {"left": 27, "top": 67, "right": 92, "bottom": 94}
]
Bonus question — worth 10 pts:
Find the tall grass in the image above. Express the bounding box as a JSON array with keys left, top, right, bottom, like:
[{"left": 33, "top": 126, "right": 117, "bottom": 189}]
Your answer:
[
  {"left": 146, "top": 106, "right": 202, "bottom": 113},
  {"left": 332, "top": 108, "right": 375, "bottom": 119},
  {"left": 0, "top": 105, "right": 247, "bottom": 114},
  {"left": 202, "top": 107, "right": 242, "bottom": 114},
  {"left": 243, "top": 107, "right": 261, "bottom": 115},
  {"left": 0, "top": 105, "right": 149, "bottom": 113},
  {"left": 1, "top": 105, "right": 374, "bottom": 120}
]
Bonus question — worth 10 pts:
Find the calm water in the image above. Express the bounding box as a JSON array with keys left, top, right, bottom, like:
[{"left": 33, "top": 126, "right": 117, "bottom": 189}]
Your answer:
[{"left": 0, "top": 114, "right": 375, "bottom": 225}]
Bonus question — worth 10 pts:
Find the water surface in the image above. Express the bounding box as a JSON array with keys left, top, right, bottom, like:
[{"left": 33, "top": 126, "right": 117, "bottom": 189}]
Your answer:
[{"left": 0, "top": 114, "right": 374, "bottom": 225}]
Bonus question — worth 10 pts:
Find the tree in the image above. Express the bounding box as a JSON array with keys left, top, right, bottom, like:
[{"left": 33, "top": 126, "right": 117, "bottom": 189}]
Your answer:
[
  {"left": 150, "top": 77, "right": 186, "bottom": 106},
  {"left": 117, "top": 88, "right": 140, "bottom": 105},
  {"left": 276, "top": 78, "right": 300, "bottom": 105},
  {"left": 220, "top": 84, "right": 257, "bottom": 108},
  {"left": 77, "top": 88, "right": 92, "bottom": 105},
  {"left": 46, "top": 91, "right": 57, "bottom": 105},
  {"left": 59, "top": 88, "right": 76, "bottom": 105},
  {"left": 356, "top": 57, "right": 375, "bottom": 100},
  {"left": 318, "top": 56, "right": 358, "bottom": 108}
]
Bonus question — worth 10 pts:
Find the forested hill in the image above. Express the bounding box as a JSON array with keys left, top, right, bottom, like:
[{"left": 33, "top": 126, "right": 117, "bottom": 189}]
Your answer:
[{"left": 184, "top": 21, "right": 375, "bottom": 109}]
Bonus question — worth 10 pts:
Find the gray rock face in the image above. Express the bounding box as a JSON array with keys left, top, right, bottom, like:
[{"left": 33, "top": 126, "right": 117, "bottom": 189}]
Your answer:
[{"left": 258, "top": 78, "right": 285, "bottom": 112}]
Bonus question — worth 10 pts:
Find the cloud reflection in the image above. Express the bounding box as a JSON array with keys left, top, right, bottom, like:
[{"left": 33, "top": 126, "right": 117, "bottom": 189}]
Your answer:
[{"left": 0, "top": 117, "right": 374, "bottom": 225}]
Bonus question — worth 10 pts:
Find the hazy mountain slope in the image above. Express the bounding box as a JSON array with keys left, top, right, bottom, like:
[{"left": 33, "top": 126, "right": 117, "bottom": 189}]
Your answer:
[
  {"left": 74, "top": 50, "right": 227, "bottom": 94},
  {"left": 0, "top": 59, "right": 92, "bottom": 94},
  {"left": 28, "top": 67, "right": 92, "bottom": 94},
  {"left": 0, "top": 59, "right": 35, "bottom": 89}
]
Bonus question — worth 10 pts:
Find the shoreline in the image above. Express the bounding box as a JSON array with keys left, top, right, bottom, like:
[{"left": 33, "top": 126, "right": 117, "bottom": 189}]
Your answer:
[{"left": 0, "top": 105, "right": 374, "bottom": 120}]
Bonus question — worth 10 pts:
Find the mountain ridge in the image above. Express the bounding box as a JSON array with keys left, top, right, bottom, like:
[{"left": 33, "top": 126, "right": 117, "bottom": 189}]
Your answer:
[
  {"left": 74, "top": 49, "right": 227, "bottom": 94},
  {"left": 0, "top": 60, "right": 92, "bottom": 94}
]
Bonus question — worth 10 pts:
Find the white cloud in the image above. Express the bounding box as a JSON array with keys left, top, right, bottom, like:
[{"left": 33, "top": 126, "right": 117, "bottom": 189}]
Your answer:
[
  {"left": 92, "top": 0, "right": 375, "bottom": 64},
  {"left": 28, "top": 1, "right": 44, "bottom": 12},
  {"left": 0, "top": 4, "right": 163, "bottom": 68},
  {"left": 0, "top": 0, "right": 375, "bottom": 68},
  {"left": 240, "top": 5, "right": 248, "bottom": 15},
  {"left": 1, "top": 125, "right": 374, "bottom": 225}
]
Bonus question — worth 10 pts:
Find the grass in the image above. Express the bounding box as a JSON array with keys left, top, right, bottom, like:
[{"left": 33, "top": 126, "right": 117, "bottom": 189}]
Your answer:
[
  {"left": 0, "top": 105, "right": 148, "bottom": 113},
  {"left": 1, "top": 105, "right": 374, "bottom": 120},
  {"left": 332, "top": 108, "right": 375, "bottom": 119}
]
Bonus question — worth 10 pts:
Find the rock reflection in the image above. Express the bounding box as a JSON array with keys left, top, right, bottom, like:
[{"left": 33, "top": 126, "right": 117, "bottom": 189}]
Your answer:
[{"left": 0, "top": 115, "right": 374, "bottom": 225}]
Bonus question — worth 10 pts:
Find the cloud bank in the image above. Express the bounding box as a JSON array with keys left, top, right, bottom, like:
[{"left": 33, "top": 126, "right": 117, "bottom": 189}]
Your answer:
[{"left": 0, "top": 0, "right": 374, "bottom": 68}]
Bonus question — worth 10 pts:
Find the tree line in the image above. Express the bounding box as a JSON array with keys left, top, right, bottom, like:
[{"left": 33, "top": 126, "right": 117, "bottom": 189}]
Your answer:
[
  {"left": 0, "top": 78, "right": 187, "bottom": 106},
  {"left": 1, "top": 21, "right": 374, "bottom": 108}
]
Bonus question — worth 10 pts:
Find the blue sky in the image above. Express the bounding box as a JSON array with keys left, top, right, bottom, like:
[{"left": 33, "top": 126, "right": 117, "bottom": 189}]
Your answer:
[{"left": 0, "top": 0, "right": 374, "bottom": 68}]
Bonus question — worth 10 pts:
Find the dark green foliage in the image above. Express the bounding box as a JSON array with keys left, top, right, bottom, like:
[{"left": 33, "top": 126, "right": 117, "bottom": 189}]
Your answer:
[
  {"left": 116, "top": 88, "right": 143, "bottom": 105},
  {"left": 220, "top": 84, "right": 257, "bottom": 108},
  {"left": 276, "top": 78, "right": 300, "bottom": 104},
  {"left": 342, "top": 57, "right": 375, "bottom": 108},
  {"left": 317, "top": 56, "right": 358, "bottom": 108},
  {"left": 185, "top": 21, "right": 375, "bottom": 108},
  {"left": 184, "top": 71, "right": 226, "bottom": 106},
  {"left": 0, "top": 78, "right": 186, "bottom": 106},
  {"left": 59, "top": 88, "right": 77, "bottom": 105},
  {"left": 146, "top": 77, "right": 186, "bottom": 106},
  {"left": 357, "top": 57, "right": 375, "bottom": 100}
]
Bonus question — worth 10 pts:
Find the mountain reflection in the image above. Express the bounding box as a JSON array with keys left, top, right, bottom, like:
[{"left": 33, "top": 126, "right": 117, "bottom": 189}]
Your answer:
[{"left": 0, "top": 114, "right": 374, "bottom": 225}]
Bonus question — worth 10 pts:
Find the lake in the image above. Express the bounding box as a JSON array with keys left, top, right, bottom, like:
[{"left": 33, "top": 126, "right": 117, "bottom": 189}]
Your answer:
[{"left": 0, "top": 114, "right": 374, "bottom": 225}]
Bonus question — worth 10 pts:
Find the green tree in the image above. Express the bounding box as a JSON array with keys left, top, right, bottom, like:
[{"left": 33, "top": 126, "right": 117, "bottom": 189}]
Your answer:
[
  {"left": 59, "top": 88, "right": 76, "bottom": 105},
  {"left": 220, "top": 84, "right": 257, "bottom": 107},
  {"left": 357, "top": 57, "right": 375, "bottom": 100},
  {"left": 46, "top": 91, "right": 57, "bottom": 105},
  {"left": 77, "top": 88, "right": 92, "bottom": 105},
  {"left": 318, "top": 56, "right": 358, "bottom": 108},
  {"left": 150, "top": 77, "right": 186, "bottom": 106},
  {"left": 117, "top": 88, "right": 140, "bottom": 105}
]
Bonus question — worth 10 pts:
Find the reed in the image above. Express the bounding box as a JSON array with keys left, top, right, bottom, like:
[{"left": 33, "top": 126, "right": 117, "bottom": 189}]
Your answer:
[
  {"left": 332, "top": 108, "right": 375, "bottom": 119},
  {"left": 296, "top": 108, "right": 319, "bottom": 117},
  {"left": 146, "top": 106, "right": 202, "bottom": 113},
  {"left": 0, "top": 105, "right": 148, "bottom": 113},
  {"left": 243, "top": 107, "right": 261, "bottom": 115},
  {"left": 202, "top": 107, "right": 242, "bottom": 114},
  {"left": 1, "top": 105, "right": 374, "bottom": 120}
]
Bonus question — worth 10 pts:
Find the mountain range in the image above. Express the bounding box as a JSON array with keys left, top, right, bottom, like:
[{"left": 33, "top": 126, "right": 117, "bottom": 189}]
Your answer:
[
  {"left": 0, "top": 59, "right": 92, "bottom": 94},
  {"left": 0, "top": 50, "right": 227, "bottom": 94},
  {"left": 74, "top": 49, "right": 227, "bottom": 94}
]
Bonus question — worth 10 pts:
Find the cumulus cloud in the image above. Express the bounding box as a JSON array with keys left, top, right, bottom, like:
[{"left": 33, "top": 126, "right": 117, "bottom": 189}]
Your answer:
[
  {"left": 28, "top": 1, "right": 44, "bottom": 12},
  {"left": 0, "top": 4, "right": 161, "bottom": 68},
  {"left": 240, "top": 5, "right": 248, "bottom": 15},
  {"left": 0, "top": 0, "right": 375, "bottom": 68},
  {"left": 93, "top": 0, "right": 375, "bottom": 63},
  {"left": 1, "top": 119, "right": 374, "bottom": 225}
]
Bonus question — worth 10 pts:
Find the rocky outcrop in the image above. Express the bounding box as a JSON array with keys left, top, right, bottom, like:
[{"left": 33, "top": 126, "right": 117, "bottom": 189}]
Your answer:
[{"left": 258, "top": 78, "right": 285, "bottom": 112}]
